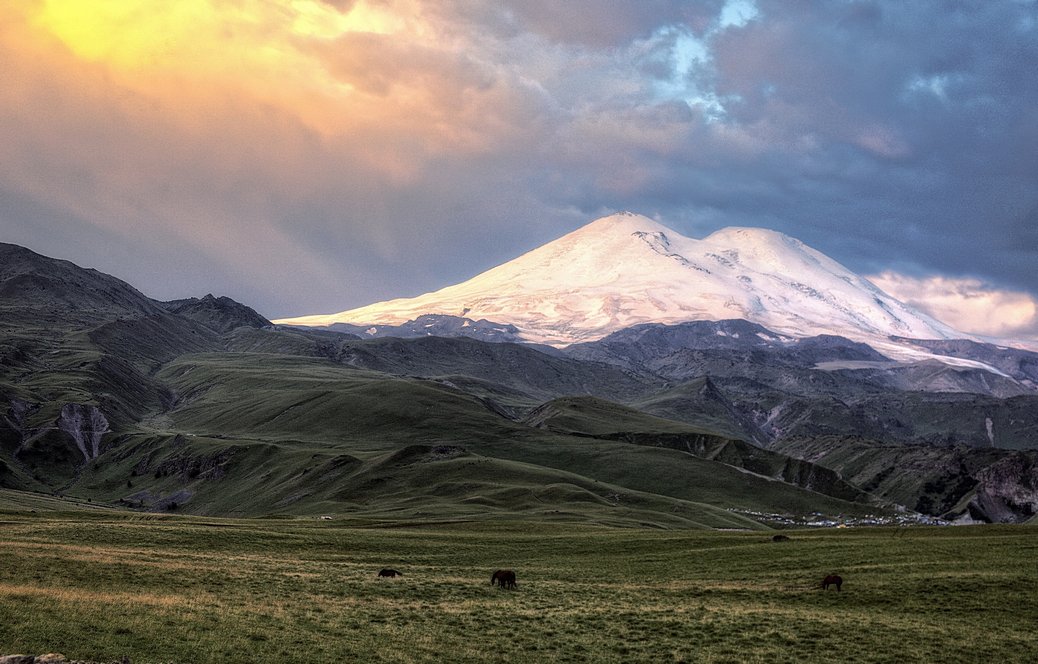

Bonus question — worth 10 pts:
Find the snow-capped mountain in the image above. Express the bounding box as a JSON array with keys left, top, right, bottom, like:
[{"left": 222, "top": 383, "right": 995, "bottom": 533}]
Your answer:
[{"left": 276, "top": 212, "right": 963, "bottom": 351}]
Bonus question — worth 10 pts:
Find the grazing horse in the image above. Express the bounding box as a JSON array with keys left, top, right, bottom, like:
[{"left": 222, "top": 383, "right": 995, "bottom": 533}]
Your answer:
[
  {"left": 491, "top": 569, "right": 517, "bottom": 589},
  {"left": 378, "top": 568, "right": 402, "bottom": 578},
  {"left": 822, "top": 574, "right": 843, "bottom": 591}
]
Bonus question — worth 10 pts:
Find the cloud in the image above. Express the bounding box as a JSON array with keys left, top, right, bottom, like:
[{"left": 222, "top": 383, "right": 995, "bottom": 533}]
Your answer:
[
  {"left": 0, "top": 0, "right": 1036, "bottom": 326},
  {"left": 0, "top": 1, "right": 559, "bottom": 310},
  {"left": 462, "top": 1, "right": 726, "bottom": 49},
  {"left": 869, "top": 272, "right": 1038, "bottom": 341}
]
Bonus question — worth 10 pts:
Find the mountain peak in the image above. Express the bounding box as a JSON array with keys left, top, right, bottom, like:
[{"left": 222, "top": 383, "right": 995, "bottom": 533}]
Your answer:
[
  {"left": 583, "top": 210, "right": 661, "bottom": 226},
  {"left": 703, "top": 225, "right": 799, "bottom": 246},
  {"left": 275, "top": 214, "right": 961, "bottom": 348},
  {"left": 568, "top": 211, "right": 672, "bottom": 238},
  {"left": 163, "top": 294, "right": 271, "bottom": 333},
  {"left": 0, "top": 242, "right": 160, "bottom": 321}
]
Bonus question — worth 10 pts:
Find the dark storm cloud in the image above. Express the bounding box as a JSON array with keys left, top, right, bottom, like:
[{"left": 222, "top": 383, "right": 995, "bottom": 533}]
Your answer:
[
  {"left": 481, "top": 1, "right": 724, "bottom": 47},
  {"left": 686, "top": 1, "right": 1038, "bottom": 290}
]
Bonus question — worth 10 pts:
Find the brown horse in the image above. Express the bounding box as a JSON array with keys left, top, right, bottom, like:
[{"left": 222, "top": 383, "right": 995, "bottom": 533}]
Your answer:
[
  {"left": 378, "top": 568, "right": 402, "bottom": 578},
  {"left": 491, "top": 569, "right": 517, "bottom": 589},
  {"left": 822, "top": 574, "right": 843, "bottom": 591}
]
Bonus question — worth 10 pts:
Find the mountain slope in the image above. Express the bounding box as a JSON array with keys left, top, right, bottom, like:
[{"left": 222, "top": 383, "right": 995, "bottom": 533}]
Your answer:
[
  {"left": 276, "top": 212, "right": 960, "bottom": 348},
  {"left": 0, "top": 242, "right": 162, "bottom": 326},
  {"left": 0, "top": 241, "right": 889, "bottom": 525},
  {"left": 4, "top": 240, "right": 1034, "bottom": 523},
  {"left": 524, "top": 395, "right": 871, "bottom": 504}
]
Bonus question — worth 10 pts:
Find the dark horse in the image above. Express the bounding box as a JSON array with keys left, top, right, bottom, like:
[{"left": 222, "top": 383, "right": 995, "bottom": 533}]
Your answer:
[
  {"left": 378, "top": 568, "right": 402, "bottom": 578},
  {"left": 491, "top": 569, "right": 517, "bottom": 589},
  {"left": 822, "top": 574, "right": 843, "bottom": 591}
]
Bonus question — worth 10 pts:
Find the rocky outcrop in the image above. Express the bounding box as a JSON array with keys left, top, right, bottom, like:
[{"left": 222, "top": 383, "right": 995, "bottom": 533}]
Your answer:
[
  {"left": 162, "top": 293, "right": 270, "bottom": 334},
  {"left": 775, "top": 435, "right": 1038, "bottom": 523},
  {"left": 968, "top": 453, "right": 1038, "bottom": 523},
  {"left": 114, "top": 444, "right": 236, "bottom": 511},
  {"left": 147, "top": 444, "right": 235, "bottom": 482},
  {"left": 321, "top": 314, "right": 524, "bottom": 343},
  {"left": 57, "top": 404, "right": 110, "bottom": 462}
]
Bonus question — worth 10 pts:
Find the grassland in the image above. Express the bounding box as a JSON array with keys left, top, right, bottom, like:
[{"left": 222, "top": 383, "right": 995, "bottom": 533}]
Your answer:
[{"left": 1, "top": 505, "right": 1036, "bottom": 663}]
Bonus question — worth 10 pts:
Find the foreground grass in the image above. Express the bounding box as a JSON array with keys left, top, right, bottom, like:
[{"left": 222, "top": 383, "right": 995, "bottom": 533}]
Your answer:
[{"left": 1, "top": 513, "right": 1036, "bottom": 663}]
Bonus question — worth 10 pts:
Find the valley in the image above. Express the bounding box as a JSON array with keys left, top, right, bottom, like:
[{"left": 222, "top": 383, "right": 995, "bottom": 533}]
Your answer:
[{"left": 3, "top": 229, "right": 1038, "bottom": 526}]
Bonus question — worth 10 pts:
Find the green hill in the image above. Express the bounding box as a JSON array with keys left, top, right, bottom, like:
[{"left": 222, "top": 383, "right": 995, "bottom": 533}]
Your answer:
[{"left": 0, "top": 241, "right": 912, "bottom": 526}]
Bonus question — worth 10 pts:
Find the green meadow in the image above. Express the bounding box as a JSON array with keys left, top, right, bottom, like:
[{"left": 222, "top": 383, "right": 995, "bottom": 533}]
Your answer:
[{"left": 1, "top": 502, "right": 1036, "bottom": 663}]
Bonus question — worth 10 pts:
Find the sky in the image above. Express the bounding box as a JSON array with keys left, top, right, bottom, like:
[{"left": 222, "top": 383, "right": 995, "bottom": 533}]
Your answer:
[{"left": 2, "top": 0, "right": 1037, "bottom": 340}]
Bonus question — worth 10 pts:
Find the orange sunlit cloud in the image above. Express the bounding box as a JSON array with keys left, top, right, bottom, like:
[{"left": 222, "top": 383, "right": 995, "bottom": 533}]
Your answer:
[
  {"left": 870, "top": 272, "right": 1038, "bottom": 341},
  {"left": 0, "top": 0, "right": 531, "bottom": 245},
  {"left": 0, "top": 0, "right": 551, "bottom": 309},
  {"left": 31, "top": 0, "right": 400, "bottom": 83},
  {"left": 18, "top": 0, "right": 521, "bottom": 155}
]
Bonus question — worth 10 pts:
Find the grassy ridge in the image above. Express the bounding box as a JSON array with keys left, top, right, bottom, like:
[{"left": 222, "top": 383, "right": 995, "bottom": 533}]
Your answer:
[
  {"left": 0, "top": 512, "right": 1035, "bottom": 663},
  {"left": 2, "top": 305, "right": 901, "bottom": 523},
  {"left": 137, "top": 354, "right": 872, "bottom": 520}
]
